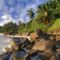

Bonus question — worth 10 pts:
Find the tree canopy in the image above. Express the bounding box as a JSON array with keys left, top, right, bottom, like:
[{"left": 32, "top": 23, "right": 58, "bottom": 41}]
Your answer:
[{"left": 4, "top": 22, "right": 18, "bottom": 35}]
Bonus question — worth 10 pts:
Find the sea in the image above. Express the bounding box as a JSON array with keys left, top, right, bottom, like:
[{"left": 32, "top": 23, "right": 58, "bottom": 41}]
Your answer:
[
  {"left": 0, "top": 35, "right": 12, "bottom": 55},
  {"left": 0, "top": 35, "right": 27, "bottom": 60}
]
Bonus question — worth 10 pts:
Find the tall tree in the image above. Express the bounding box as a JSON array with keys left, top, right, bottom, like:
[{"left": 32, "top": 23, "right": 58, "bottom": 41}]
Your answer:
[{"left": 4, "top": 22, "right": 18, "bottom": 35}]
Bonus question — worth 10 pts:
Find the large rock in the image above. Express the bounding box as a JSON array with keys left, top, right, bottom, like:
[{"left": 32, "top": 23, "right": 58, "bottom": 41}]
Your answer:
[
  {"left": 30, "top": 32, "right": 39, "bottom": 42},
  {"left": 32, "top": 39, "right": 56, "bottom": 52},
  {"left": 56, "top": 48, "right": 60, "bottom": 54},
  {"left": 26, "top": 50, "right": 48, "bottom": 60},
  {"left": 32, "top": 40, "right": 48, "bottom": 51}
]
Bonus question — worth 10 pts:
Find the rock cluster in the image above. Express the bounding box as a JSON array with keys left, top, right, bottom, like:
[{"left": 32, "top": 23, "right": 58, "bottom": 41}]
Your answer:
[
  {"left": 1, "top": 30, "right": 60, "bottom": 60},
  {"left": 26, "top": 30, "right": 60, "bottom": 60}
]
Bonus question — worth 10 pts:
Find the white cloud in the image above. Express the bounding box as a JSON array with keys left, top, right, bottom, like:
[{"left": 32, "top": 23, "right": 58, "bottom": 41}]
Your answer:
[
  {"left": 0, "top": 14, "right": 13, "bottom": 26},
  {"left": 1, "top": 15, "right": 12, "bottom": 22},
  {"left": 0, "top": 22, "right": 5, "bottom": 26},
  {"left": 0, "top": 13, "right": 29, "bottom": 26}
]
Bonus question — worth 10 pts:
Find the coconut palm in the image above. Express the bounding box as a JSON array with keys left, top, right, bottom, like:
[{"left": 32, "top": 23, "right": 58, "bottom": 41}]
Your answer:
[{"left": 27, "top": 8, "right": 35, "bottom": 19}]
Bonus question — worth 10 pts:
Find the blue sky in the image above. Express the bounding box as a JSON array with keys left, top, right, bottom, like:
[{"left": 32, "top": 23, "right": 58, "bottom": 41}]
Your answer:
[{"left": 0, "top": 0, "right": 48, "bottom": 26}]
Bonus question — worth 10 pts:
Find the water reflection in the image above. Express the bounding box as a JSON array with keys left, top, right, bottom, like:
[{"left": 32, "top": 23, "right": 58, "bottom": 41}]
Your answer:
[{"left": 0, "top": 35, "right": 12, "bottom": 55}]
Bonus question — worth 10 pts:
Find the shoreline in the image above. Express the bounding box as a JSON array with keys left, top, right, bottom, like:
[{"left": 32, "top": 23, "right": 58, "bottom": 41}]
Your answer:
[{"left": 0, "top": 33, "right": 4, "bottom": 35}]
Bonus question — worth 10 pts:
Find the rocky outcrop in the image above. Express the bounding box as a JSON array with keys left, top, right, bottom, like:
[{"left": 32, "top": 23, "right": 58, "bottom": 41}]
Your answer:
[
  {"left": 26, "top": 31, "right": 60, "bottom": 60},
  {"left": 32, "top": 40, "right": 48, "bottom": 51},
  {"left": 1, "top": 31, "right": 60, "bottom": 60},
  {"left": 30, "top": 32, "right": 39, "bottom": 42}
]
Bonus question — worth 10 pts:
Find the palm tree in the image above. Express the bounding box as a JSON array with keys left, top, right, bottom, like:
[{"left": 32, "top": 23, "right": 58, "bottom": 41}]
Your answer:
[
  {"left": 36, "top": 4, "right": 50, "bottom": 25},
  {"left": 27, "top": 8, "right": 35, "bottom": 19},
  {"left": 36, "top": 0, "right": 58, "bottom": 26}
]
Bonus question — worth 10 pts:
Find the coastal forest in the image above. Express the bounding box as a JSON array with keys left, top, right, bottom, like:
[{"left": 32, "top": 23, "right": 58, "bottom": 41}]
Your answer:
[{"left": 0, "top": 0, "right": 60, "bottom": 35}]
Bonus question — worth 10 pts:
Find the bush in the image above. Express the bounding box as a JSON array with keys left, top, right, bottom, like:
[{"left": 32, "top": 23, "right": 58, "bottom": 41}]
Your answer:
[
  {"left": 28, "top": 20, "right": 47, "bottom": 32},
  {"left": 48, "top": 18, "right": 60, "bottom": 31}
]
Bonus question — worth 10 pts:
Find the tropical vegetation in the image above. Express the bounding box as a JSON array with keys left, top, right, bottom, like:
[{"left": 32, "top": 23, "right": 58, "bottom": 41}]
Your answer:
[{"left": 0, "top": 0, "right": 60, "bottom": 35}]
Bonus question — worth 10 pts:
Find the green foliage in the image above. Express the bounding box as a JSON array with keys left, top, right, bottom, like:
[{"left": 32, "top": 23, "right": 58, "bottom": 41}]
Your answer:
[
  {"left": 29, "top": 20, "right": 47, "bottom": 32},
  {"left": 48, "top": 18, "right": 60, "bottom": 31},
  {"left": 4, "top": 22, "right": 18, "bottom": 35},
  {"left": 0, "top": 26, "right": 5, "bottom": 33},
  {"left": 18, "top": 19, "right": 47, "bottom": 34},
  {"left": 18, "top": 0, "right": 60, "bottom": 34},
  {"left": 27, "top": 9, "right": 35, "bottom": 18},
  {"left": 18, "top": 23, "right": 27, "bottom": 35}
]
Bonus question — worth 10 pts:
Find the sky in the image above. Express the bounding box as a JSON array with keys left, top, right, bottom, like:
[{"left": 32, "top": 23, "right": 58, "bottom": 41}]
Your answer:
[{"left": 0, "top": 0, "right": 48, "bottom": 26}]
